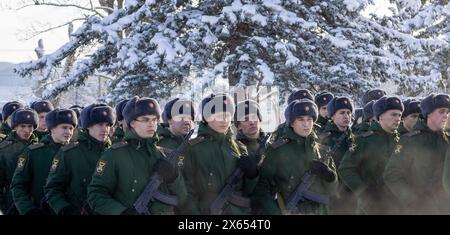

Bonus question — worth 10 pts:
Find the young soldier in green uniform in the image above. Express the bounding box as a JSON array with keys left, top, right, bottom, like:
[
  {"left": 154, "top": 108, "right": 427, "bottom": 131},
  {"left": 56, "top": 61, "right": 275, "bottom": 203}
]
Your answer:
[
  {"left": 112, "top": 99, "right": 129, "bottom": 143},
  {"left": 397, "top": 99, "right": 421, "bottom": 135},
  {"left": 339, "top": 96, "right": 404, "bottom": 214},
  {"left": 384, "top": 93, "right": 450, "bottom": 214},
  {"left": 88, "top": 96, "right": 187, "bottom": 215},
  {"left": 318, "top": 96, "right": 355, "bottom": 214},
  {"left": 45, "top": 104, "right": 115, "bottom": 215},
  {"left": 182, "top": 94, "right": 258, "bottom": 215},
  {"left": 314, "top": 92, "right": 334, "bottom": 134},
  {"left": 30, "top": 100, "right": 54, "bottom": 140},
  {"left": 252, "top": 99, "right": 338, "bottom": 215},
  {"left": 351, "top": 108, "right": 364, "bottom": 133},
  {"left": 354, "top": 100, "right": 376, "bottom": 135},
  {"left": 69, "top": 105, "right": 83, "bottom": 142},
  {"left": 0, "top": 101, "right": 23, "bottom": 138},
  {"left": 0, "top": 108, "right": 39, "bottom": 214},
  {"left": 11, "top": 108, "right": 77, "bottom": 215}
]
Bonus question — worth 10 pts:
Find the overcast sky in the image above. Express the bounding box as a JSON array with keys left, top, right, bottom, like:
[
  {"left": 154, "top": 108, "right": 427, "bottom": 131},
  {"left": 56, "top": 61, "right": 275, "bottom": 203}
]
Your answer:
[{"left": 0, "top": 0, "right": 393, "bottom": 64}]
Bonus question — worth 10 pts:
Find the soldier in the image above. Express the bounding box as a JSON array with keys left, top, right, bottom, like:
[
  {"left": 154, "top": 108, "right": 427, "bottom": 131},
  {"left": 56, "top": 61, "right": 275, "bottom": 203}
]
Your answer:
[
  {"left": 397, "top": 99, "right": 421, "bottom": 135},
  {"left": 318, "top": 96, "right": 355, "bottom": 214},
  {"left": 44, "top": 104, "right": 115, "bottom": 215},
  {"left": 0, "top": 108, "right": 39, "bottom": 214},
  {"left": 361, "top": 89, "right": 386, "bottom": 106},
  {"left": 11, "top": 108, "right": 77, "bottom": 215},
  {"left": 112, "top": 99, "right": 129, "bottom": 143},
  {"left": 88, "top": 96, "right": 187, "bottom": 215},
  {"left": 181, "top": 93, "right": 258, "bottom": 215},
  {"left": 157, "top": 98, "right": 195, "bottom": 150},
  {"left": 354, "top": 100, "right": 376, "bottom": 135},
  {"left": 384, "top": 93, "right": 450, "bottom": 214},
  {"left": 69, "top": 105, "right": 83, "bottom": 142},
  {"left": 339, "top": 96, "right": 404, "bottom": 214},
  {"left": 30, "top": 100, "right": 54, "bottom": 140},
  {"left": 0, "top": 101, "right": 23, "bottom": 138},
  {"left": 351, "top": 108, "right": 364, "bottom": 133},
  {"left": 252, "top": 99, "right": 338, "bottom": 215},
  {"left": 314, "top": 91, "right": 334, "bottom": 134}
]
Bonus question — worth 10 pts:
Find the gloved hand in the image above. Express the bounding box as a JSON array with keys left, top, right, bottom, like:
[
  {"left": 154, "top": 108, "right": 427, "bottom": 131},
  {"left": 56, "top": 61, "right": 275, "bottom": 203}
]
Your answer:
[
  {"left": 121, "top": 208, "right": 139, "bottom": 215},
  {"left": 59, "top": 205, "right": 81, "bottom": 215},
  {"left": 153, "top": 159, "right": 178, "bottom": 184},
  {"left": 310, "top": 160, "right": 336, "bottom": 182},
  {"left": 239, "top": 155, "right": 258, "bottom": 179},
  {"left": 25, "top": 208, "right": 47, "bottom": 215}
]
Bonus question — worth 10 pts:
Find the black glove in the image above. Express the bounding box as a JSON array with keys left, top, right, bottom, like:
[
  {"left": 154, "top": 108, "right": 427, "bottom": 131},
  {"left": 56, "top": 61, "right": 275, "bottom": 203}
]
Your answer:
[
  {"left": 239, "top": 155, "right": 258, "bottom": 179},
  {"left": 153, "top": 159, "right": 178, "bottom": 184},
  {"left": 310, "top": 160, "right": 336, "bottom": 182},
  {"left": 25, "top": 208, "right": 47, "bottom": 215},
  {"left": 121, "top": 207, "right": 139, "bottom": 215},
  {"left": 59, "top": 206, "right": 81, "bottom": 215}
]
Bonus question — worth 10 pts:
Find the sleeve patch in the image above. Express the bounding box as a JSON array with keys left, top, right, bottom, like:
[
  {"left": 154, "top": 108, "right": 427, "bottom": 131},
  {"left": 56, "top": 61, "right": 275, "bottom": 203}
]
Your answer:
[
  {"left": 50, "top": 158, "right": 60, "bottom": 172},
  {"left": 16, "top": 156, "right": 27, "bottom": 171},
  {"left": 95, "top": 160, "right": 108, "bottom": 175}
]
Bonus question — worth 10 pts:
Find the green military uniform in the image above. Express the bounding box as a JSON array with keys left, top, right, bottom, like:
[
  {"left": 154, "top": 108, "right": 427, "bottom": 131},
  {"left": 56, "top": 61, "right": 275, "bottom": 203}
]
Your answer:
[
  {"left": 10, "top": 134, "right": 63, "bottom": 214},
  {"left": 182, "top": 122, "right": 255, "bottom": 215},
  {"left": 384, "top": 119, "right": 450, "bottom": 214},
  {"left": 353, "top": 121, "right": 371, "bottom": 136},
  {"left": 111, "top": 124, "right": 124, "bottom": 143},
  {"left": 0, "top": 131, "right": 38, "bottom": 212},
  {"left": 157, "top": 123, "right": 184, "bottom": 149},
  {"left": 339, "top": 122, "right": 400, "bottom": 214},
  {"left": 252, "top": 126, "right": 338, "bottom": 215},
  {"left": 44, "top": 130, "right": 111, "bottom": 215},
  {"left": 87, "top": 129, "right": 187, "bottom": 215},
  {"left": 0, "top": 123, "right": 12, "bottom": 136},
  {"left": 33, "top": 130, "right": 49, "bottom": 141},
  {"left": 315, "top": 115, "right": 328, "bottom": 134},
  {"left": 397, "top": 123, "right": 409, "bottom": 135}
]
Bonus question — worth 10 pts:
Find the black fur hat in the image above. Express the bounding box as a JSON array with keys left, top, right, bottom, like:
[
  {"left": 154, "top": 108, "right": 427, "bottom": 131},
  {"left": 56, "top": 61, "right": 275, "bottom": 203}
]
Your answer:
[
  {"left": 115, "top": 99, "right": 129, "bottom": 122},
  {"left": 201, "top": 93, "right": 235, "bottom": 122},
  {"left": 420, "top": 93, "right": 450, "bottom": 118},
  {"left": 2, "top": 101, "right": 24, "bottom": 121},
  {"left": 373, "top": 96, "right": 404, "bottom": 120},
  {"left": 326, "top": 96, "right": 353, "bottom": 117},
  {"left": 402, "top": 99, "right": 421, "bottom": 118},
  {"left": 123, "top": 96, "right": 161, "bottom": 127},
  {"left": 45, "top": 108, "right": 78, "bottom": 130},
  {"left": 354, "top": 108, "right": 364, "bottom": 122},
  {"left": 234, "top": 100, "right": 262, "bottom": 126},
  {"left": 81, "top": 104, "right": 116, "bottom": 129},
  {"left": 163, "top": 98, "right": 195, "bottom": 123},
  {"left": 287, "top": 89, "right": 314, "bottom": 104},
  {"left": 362, "top": 89, "right": 386, "bottom": 105},
  {"left": 363, "top": 100, "right": 375, "bottom": 121},
  {"left": 10, "top": 108, "right": 38, "bottom": 129},
  {"left": 285, "top": 99, "right": 318, "bottom": 124},
  {"left": 314, "top": 91, "right": 334, "bottom": 109},
  {"left": 30, "top": 100, "right": 54, "bottom": 114}
]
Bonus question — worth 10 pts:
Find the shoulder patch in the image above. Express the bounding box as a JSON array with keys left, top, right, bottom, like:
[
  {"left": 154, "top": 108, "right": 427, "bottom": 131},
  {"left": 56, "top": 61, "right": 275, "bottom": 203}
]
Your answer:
[
  {"left": 111, "top": 141, "right": 128, "bottom": 149},
  {"left": 270, "top": 138, "right": 290, "bottom": 149},
  {"left": 0, "top": 140, "right": 12, "bottom": 149},
  {"left": 317, "top": 132, "right": 331, "bottom": 140},
  {"left": 50, "top": 157, "right": 60, "bottom": 172},
  {"left": 28, "top": 143, "right": 45, "bottom": 150},
  {"left": 61, "top": 142, "right": 79, "bottom": 152},
  {"left": 95, "top": 160, "right": 108, "bottom": 175},
  {"left": 404, "top": 130, "right": 421, "bottom": 137},
  {"left": 359, "top": 131, "right": 374, "bottom": 137},
  {"left": 189, "top": 136, "right": 206, "bottom": 146},
  {"left": 16, "top": 155, "right": 27, "bottom": 171}
]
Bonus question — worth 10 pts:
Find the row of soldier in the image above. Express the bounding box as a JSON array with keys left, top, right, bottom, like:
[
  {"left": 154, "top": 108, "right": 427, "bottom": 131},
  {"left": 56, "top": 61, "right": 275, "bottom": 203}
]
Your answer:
[{"left": 0, "top": 88, "right": 450, "bottom": 215}]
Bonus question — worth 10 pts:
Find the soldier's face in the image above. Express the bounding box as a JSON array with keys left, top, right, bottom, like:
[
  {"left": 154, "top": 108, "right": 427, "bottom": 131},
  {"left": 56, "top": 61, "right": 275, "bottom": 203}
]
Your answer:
[
  {"left": 290, "top": 116, "right": 313, "bottom": 137},
  {"left": 168, "top": 114, "right": 193, "bottom": 136},
  {"left": 237, "top": 114, "right": 260, "bottom": 139},
  {"left": 402, "top": 113, "right": 420, "bottom": 131},
  {"left": 331, "top": 109, "right": 352, "bottom": 130},
  {"left": 427, "top": 107, "right": 450, "bottom": 131},
  {"left": 15, "top": 124, "right": 34, "bottom": 141},
  {"left": 130, "top": 115, "right": 159, "bottom": 139},
  {"left": 88, "top": 122, "right": 112, "bottom": 142},
  {"left": 50, "top": 124, "right": 75, "bottom": 144},
  {"left": 379, "top": 109, "right": 402, "bottom": 133},
  {"left": 38, "top": 112, "right": 48, "bottom": 131},
  {"left": 319, "top": 106, "right": 328, "bottom": 118},
  {"left": 206, "top": 112, "right": 232, "bottom": 134}
]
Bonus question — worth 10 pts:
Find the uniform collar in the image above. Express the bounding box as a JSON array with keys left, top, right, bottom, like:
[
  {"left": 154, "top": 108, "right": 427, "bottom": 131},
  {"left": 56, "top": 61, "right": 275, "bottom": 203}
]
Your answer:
[{"left": 197, "top": 122, "right": 233, "bottom": 143}]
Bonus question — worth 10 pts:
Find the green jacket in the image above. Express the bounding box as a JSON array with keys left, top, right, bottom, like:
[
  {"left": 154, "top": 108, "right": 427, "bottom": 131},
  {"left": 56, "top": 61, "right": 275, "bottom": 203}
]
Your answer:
[
  {"left": 397, "top": 123, "right": 409, "bottom": 135},
  {"left": 44, "top": 130, "right": 111, "bottom": 215},
  {"left": 34, "top": 130, "right": 49, "bottom": 141},
  {"left": 10, "top": 134, "right": 63, "bottom": 214},
  {"left": 111, "top": 125, "right": 124, "bottom": 143},
  {"left": 182, "top": 122, "right": 254, "bottom": 215},
  {"left": 315, "top": 115, "right": 329, "bottom": 135},
  {"left": 0, "top": 123, "right": 12, "bottom": 136},
  {"left": 0, "top": 131, "right": 38, "bottom": 211},
  {"left": 87, "top": 129, "right": 187, "bottom": 215},
  {"left": 338, "top": 122, "right": 400, "bottom": 214},
  {"left": 353, "top": 121, "right": 371, "bottom": 136},
  {"left": 384, "top": 119, "right": 450, "bottom": 214},
  {"left": 252, "top": 126, "right": 338, "bottom": 215},
  {"left": 317, "top": 120, "right": 354, "bottom": 168},
  {"left": 156, "top": 124, "right": 187, "bottom": 169}
]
